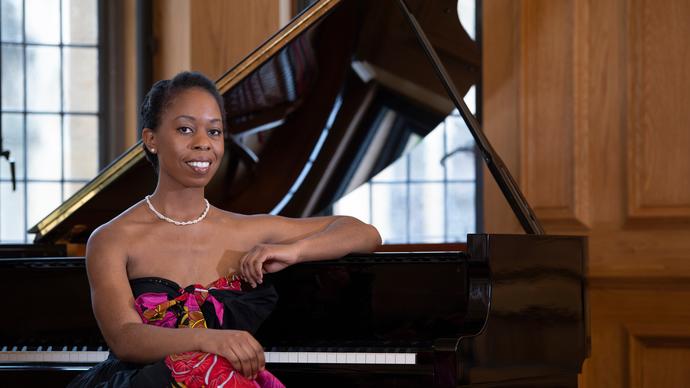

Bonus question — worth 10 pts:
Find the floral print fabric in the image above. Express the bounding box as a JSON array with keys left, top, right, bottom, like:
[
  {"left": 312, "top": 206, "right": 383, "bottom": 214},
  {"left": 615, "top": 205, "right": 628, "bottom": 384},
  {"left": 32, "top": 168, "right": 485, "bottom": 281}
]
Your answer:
[{"left": 134, "top": 275, "right": 284, "bottom": 388}]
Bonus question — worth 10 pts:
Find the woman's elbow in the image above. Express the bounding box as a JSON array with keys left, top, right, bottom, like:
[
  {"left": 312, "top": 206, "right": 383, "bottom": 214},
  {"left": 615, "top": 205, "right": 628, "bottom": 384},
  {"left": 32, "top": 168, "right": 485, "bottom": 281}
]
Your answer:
[
  {"left": 365, "top": 222, "right": 382, "bottom": 250},
  {"left": 104, "top": 325, "right": 139, "bottom": 362}
]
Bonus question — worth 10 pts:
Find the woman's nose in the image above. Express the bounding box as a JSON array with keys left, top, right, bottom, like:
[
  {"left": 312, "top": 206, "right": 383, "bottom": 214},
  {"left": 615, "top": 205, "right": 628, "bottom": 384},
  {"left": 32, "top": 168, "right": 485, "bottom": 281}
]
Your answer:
[{"left": 192, "top": 132, "right": 211, "bottom": 150}]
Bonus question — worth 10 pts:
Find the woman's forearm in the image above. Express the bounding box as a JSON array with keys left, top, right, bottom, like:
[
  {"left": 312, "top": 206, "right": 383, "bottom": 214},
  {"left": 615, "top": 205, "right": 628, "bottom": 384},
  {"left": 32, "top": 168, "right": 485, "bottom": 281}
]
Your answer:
[
  {"left": 293, "top": 216, "right": 381, "bottom": 263},
  {"left": 110, "top": 322, "right": 207, "bottom": 363}
]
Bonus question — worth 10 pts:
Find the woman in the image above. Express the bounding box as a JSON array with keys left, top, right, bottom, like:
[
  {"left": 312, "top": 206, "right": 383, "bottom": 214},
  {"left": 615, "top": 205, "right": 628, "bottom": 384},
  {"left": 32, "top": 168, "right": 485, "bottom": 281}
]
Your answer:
[{"left": 69, "top": 71, "right": 381, "bottom": 387}]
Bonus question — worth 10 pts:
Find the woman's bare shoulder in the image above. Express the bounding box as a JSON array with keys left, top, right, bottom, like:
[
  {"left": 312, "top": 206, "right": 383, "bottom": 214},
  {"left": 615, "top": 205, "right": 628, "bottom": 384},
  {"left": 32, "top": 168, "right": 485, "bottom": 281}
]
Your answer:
[
  {"left": 87, "top": 200, "right": 149, "bottom": 250},
  {"left": 211, "top": 208, "right": 278, "bottom": 227}
]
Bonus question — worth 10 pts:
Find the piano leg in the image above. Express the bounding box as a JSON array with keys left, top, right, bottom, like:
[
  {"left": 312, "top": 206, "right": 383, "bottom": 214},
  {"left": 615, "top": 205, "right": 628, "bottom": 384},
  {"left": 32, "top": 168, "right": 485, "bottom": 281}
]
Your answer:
[{"left": 433, "top": 339, "right": 459, "bottom": 388}]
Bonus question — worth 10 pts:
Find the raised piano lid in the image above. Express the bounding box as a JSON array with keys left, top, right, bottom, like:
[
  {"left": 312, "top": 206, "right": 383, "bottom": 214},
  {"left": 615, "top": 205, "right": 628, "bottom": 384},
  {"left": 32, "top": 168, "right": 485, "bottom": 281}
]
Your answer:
[{"left": 29, "top": 0, "right": 521, "bottom": 245}]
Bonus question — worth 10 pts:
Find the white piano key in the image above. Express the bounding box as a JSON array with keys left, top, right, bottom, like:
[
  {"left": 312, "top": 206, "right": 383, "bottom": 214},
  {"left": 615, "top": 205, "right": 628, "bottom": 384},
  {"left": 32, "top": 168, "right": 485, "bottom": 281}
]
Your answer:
[
  {"left": 68, "top": 351, "right": 80, "bottom": 362},
  {"left": 88, "top": 351, "right": 107, "bottom": 362},
  {"left": 336, "top": 352, "right": 346, "bottom": 363},
  {"left": 365, "top": 353, "right": 375, "bottom": 364},
  {"left": 307, "top": 352, "right": 318, "bottom": 363},
  {"left": 395, "top": 353, "right": 406, "bottom": 364},
  {"left": 356, "top": 353, "right": 366, "bottom": 364},
  {"left": 0, "top": 350, "right": 419, "bottom": 365},
  {"left": 279, "top": 352, "right": 290, "bottom": 363}
]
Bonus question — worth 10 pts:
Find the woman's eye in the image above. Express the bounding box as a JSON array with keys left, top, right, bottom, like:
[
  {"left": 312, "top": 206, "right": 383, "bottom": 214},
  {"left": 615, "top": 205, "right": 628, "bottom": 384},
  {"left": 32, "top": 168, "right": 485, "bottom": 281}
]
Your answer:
[
  {"left": 209, "top": 129, "right": 222, "bottom": 136},
  {"left": 178, "top": 126, "right": 193, "bottom": 134}
]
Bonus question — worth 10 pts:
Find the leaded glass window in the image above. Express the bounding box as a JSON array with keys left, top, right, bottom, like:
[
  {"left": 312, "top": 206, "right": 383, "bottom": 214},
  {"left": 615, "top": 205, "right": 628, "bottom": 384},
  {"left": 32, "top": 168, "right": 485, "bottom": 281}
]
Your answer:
[{"left": 0, "top": 0, "right": 100, "bottom": 242}]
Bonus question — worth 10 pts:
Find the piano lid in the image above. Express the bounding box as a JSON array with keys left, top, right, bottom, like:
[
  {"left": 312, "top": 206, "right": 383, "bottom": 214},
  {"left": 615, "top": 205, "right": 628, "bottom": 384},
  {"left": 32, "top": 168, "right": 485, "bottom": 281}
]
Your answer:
[{"left": 30, "top": 0, "right": 532, "bottom": 244}]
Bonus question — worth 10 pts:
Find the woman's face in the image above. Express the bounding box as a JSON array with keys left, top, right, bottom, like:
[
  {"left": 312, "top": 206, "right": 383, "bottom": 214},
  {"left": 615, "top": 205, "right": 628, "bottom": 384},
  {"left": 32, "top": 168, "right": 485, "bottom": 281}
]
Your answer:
[{"left": 145, "top": 87, "right": 225, "bottom": 188}]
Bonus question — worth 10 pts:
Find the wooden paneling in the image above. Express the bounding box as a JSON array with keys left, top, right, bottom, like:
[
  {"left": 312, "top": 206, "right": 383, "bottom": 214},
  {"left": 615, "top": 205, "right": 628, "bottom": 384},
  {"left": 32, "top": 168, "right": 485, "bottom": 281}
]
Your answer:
[
  {"left": 153, "top": 0, "right": 281, "bottom": 81},
  {"left": 520, "top": 0, "right": 590, "bottom": 229},
  {"left": 484, "top": 0, "right": 690, "bottom": 386},
  {"left": 581, "top": 285, "right": 690, "bottom": 388},
  {"left": 629, "top": 323, "right": 690, "bottom": 388},
  {"left": 153, "top": 0, "right": 191, "bottom": 79},
  {"left": 190, "top": 0, "right": 281, "bottom": 80},
  {"left": 626, "top": 0, "right": 690, "bottom": 223},
  {"left": 482, "top": 0, "right": 523, "bottom": 235}
]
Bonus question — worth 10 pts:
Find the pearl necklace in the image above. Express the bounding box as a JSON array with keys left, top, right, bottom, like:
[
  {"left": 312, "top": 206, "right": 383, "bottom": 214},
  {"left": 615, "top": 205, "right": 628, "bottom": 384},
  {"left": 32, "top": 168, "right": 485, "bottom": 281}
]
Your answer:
[{"left": 145, "top": 195, "right": 210, "bottom": 226}]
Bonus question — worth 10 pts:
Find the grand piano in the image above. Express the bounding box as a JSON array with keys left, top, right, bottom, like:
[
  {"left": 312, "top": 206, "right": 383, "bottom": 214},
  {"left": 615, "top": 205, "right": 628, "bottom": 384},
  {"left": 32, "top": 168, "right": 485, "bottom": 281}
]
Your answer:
[{"left": 0, "top": 0, "right": 588, "bottom": 386}]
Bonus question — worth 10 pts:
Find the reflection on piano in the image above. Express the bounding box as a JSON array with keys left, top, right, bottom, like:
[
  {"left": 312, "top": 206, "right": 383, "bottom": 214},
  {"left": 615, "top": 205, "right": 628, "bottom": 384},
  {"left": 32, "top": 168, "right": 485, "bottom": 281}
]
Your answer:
[{"left": 0, "top": 0, "right": 588, "bottom": 386}]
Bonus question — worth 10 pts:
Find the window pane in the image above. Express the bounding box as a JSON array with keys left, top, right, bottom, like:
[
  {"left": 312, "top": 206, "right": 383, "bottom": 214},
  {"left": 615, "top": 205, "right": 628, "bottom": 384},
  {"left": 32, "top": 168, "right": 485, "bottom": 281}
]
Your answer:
[
  {"left": 62, "top": 0, "right": 98, "bottom": 44},
  {"left": 410, "top": 182, "right": 445, "bottom": 243},
  {"left": 0, "top": 181, "right": 25, "bottom": 242},
  {"left": 64, "top": 114, "right": 98, "bottom": 179},
  {"left": 63, "top": 47, "right": 98, "bottom": 112},
  {"left": 409, "top": 125, "right": 444, "bottom": 181},
  {"left": 371, "top": 182, "right": 407, "bottom": 243},
  {"left": 25, "top": 0, "right": 60, "bottom": 44},
  {"left": 1, "top": 0, "right": 23, "bottom": 42},
  {"left": 27, "top": 46, "right": 61, "bottom": 111},
  {"left": 1, "top": 113, "right": 24, "bottom": 179},
  {"left": 64, "top": 181, "right": 86, "bottom": 199},
  {"left": 463, "top": 85, "right": 476, "bottom": 115},
  {"left": 457, "top": 0, "right": 476, "bottom": 41},
  {"left": 447, "top": 182, "right": 475, "bottom": 242},
  {"left": 446, "top": 113, "right": 474, "bottom": 151},
  {"left": 26, "top": 114, "right": 61, "bottom": 179},
  {"left": 446, "top": 149, "right": 475, "bottom": 181},
  {"left": 372, "top": 155, "right": 407, "bottom": 183},
  {"left": 27, "top": 181, "right": 61, "bottom": 228},
  {"left": 1, "top": 44, "right": 24, "bottom": 110},
  {"left": 333, "top": 182, "right": 370, "bottom": 224}
]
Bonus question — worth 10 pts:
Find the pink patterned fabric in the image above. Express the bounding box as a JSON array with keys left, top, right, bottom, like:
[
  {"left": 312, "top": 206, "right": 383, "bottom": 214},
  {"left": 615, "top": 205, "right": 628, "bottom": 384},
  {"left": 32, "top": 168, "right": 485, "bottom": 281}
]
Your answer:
[{"left": 133, "top": 275, "right": 285, "bottom": 388}]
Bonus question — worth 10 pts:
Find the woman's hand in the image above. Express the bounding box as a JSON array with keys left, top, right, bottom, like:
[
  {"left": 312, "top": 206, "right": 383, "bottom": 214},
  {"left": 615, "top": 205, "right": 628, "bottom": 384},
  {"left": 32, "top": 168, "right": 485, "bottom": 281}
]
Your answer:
[
  {"left": 239, "top": 243, "right": 300, "bottom": 287},
  {"left": 198, "top": 329, "right": 265, "bottom": 380}
]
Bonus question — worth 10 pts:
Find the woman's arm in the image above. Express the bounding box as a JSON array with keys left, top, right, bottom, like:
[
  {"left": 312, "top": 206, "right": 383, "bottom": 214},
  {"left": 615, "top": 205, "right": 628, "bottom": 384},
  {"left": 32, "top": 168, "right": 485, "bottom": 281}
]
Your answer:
[
  {"left": 86, "top": 225, "right": 265, "bottom": 379},
  {"left": 239, "top": 215, "right": 381, "bottom": 286}
]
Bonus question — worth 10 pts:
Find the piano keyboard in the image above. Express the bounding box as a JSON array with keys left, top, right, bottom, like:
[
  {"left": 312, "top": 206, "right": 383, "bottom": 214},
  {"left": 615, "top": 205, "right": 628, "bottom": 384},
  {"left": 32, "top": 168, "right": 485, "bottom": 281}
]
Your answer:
[{"left": 0, "top": 346, "right": 417, "bottom": 365}]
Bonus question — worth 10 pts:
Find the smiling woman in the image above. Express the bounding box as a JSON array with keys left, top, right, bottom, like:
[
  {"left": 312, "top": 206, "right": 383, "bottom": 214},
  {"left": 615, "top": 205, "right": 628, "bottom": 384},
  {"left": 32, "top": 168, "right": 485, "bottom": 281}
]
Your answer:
[{"left": 67, "top": 71, "right": 381, "bottom": 388}]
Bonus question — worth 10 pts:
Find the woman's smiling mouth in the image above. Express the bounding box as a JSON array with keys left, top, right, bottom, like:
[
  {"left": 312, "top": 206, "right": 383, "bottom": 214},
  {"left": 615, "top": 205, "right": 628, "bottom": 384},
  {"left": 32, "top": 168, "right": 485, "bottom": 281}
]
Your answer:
[{"left": 186, "top": 160, "right": 211, "bottom": 173}]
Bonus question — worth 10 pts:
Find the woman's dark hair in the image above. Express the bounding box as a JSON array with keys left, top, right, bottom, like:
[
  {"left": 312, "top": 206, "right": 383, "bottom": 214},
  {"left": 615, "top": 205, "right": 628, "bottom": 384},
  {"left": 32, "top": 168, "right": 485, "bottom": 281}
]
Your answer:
[{"left": 140, "top": 71, "right": 226, "bottom": 172}]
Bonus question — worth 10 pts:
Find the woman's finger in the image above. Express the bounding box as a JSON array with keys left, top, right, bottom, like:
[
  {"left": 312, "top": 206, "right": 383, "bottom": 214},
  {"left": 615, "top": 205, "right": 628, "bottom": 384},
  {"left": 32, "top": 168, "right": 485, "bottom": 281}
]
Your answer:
[
  {"left": 233, "top": 343, "right": 256, "bottom": 378},
  {"left": 252, "top": 339, "right": 266, "bottom": 371},
  {"left": 239, "top": 252, "right": 249, "bottom": 279},
  {"left": 225, "top": 348, "right": 246, "bottom": 378},
  {"left": 253, "top": 256, "right": 264, "bottom": 284}
]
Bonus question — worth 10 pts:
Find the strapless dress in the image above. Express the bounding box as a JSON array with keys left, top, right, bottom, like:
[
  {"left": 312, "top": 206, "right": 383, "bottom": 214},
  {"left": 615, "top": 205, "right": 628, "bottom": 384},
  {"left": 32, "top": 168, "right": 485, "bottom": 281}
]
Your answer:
[{"left": 67, "top": 274, "right": 284, "bottom": 388}]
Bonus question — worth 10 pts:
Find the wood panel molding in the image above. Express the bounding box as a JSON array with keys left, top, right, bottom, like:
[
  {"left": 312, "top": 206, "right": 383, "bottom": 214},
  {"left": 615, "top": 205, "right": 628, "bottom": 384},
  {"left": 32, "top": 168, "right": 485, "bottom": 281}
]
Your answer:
[
  {"left": 520, "top": 0, "right": 590, "bottom": 230},
  {"left": 153, "top": 0, "right": 281, "bottom": 81},
  {"left": 626, "top": 0, "right": 690, "bottom": 224},
  {"left": 628, "top": 323, "right": 690, "bottom": 388}
]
